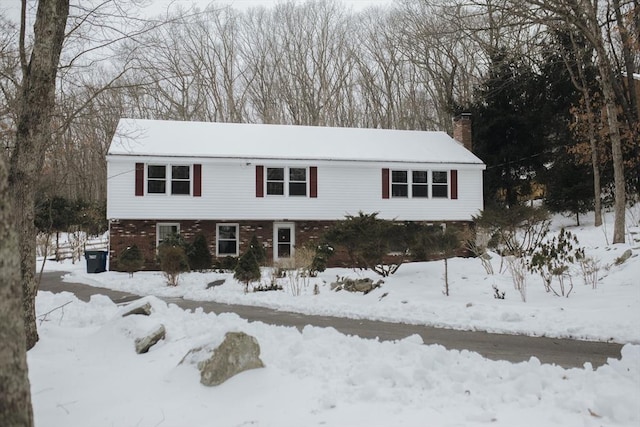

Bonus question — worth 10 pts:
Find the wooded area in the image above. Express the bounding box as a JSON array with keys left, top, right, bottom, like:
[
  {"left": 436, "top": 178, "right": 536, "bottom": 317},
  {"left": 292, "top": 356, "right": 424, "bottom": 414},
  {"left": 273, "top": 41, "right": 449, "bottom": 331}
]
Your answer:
[
  {"left": 1, "top": 0, "right": 637, "bottom": 213},
  {"left": 0, "top": 1, "right": 638, "bottom": 424}
]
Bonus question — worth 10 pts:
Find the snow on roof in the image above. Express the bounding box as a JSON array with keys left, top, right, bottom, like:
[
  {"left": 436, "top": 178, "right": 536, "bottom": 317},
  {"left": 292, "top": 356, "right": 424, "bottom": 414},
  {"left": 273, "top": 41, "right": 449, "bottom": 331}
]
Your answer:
[{"left": 108, "top": 118, "right": 484, "bottom": 165}]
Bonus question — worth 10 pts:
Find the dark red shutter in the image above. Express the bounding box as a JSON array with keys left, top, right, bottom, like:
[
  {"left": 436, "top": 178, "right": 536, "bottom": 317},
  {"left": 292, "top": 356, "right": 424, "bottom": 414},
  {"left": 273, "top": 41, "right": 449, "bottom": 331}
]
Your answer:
[
  {"left": 135, "top": 163, "right": 144, "bottom": 196},
  {"left": 256, "top": 165, "right": 264, "bottom": 197},
  {"left": 310, "top": 166, "right": 318, "bottom": 198},
  {"left": 193, "top": 164, "right": 202, "bottom": 197},
  {"left": 382, "top": 168, "right": 390, "bottom": 199},
  {"left": 450, "top": 169, "right": 458, "bottom": 200}
]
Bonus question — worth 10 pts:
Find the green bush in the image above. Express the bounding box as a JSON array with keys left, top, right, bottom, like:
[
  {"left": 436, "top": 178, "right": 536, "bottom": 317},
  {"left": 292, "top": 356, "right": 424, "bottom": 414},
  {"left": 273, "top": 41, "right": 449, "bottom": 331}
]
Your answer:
[
  {"left": 234, "top": 250, "right": 261, "bottom": 292},
  {"left": 214, "top": 256, "right": 238, "bottom": 272},
  {"left": 473, "top": 205, "right": 550, "bottom": 256},
  {"left": 118, "top": 245, "right": 144, "bottom": 277},
  {"left": 307, "top": 241, "right": 334, "bottom": 276},
  {"left": 247, "top": 234, "right": 267, "bottom": 266},
  {"left": 159, "top": 245, "right": 189, "bottom": 286},
  {"left": 324, "top": 212, "right": 406, "bottom": 276},
  {"left": 189, "top": 234, "right": 212, "bottom": 271}
]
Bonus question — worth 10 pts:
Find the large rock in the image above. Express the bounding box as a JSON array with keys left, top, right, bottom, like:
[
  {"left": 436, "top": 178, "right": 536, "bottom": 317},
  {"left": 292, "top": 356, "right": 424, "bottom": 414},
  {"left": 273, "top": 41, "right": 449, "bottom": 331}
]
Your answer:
[
  {"left": 134, "top": 324, "right": 166, "bottom": 354},
  {"left": 123, "top": 302, "right": 153, "bottom": 317},
  {"left": 615, "top": 249, "right": 633, "bottom": 266},
  {"left": 198, "top": 332, "right": 264, "bottom": 386},
  {"left": 330, "top": 277, "right": 383, "bottom": 294}
]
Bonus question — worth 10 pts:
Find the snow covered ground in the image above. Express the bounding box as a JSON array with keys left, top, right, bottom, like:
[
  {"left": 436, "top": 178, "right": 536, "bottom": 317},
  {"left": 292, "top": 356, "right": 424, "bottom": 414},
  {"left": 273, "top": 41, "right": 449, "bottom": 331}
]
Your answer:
[{"left": 30, "top": 209, "right": 640, "bottom": 426}]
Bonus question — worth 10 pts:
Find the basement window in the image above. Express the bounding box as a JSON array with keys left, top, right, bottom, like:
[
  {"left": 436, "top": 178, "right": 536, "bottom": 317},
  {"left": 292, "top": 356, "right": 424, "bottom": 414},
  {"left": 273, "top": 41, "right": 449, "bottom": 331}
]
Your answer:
[{"left": 217, "top": 224, "right": 239, "bottom": 257}]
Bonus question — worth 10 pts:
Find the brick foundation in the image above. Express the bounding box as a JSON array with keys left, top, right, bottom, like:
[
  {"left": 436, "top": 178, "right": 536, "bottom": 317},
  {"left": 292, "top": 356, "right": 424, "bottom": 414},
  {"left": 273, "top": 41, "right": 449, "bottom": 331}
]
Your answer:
[
  {"left": 108, "top": 219, "right": 472, "bottom": 271},
  {"left": 108, "top": 219, "right": 338, "bottom": 271}
]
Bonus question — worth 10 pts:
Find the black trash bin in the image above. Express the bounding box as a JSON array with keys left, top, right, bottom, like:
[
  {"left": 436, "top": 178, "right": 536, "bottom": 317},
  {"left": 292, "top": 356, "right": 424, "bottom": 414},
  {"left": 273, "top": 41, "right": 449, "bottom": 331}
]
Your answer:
[{"left": 85, "top": 250, "right": 107, "bottom": 273}]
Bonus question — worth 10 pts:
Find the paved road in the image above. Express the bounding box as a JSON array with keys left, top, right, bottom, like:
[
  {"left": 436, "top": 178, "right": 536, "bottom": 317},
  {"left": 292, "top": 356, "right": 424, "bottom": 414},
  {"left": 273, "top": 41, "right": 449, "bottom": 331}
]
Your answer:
[{"left": 39, "top": 272, "right": 623, "bottom": 369}]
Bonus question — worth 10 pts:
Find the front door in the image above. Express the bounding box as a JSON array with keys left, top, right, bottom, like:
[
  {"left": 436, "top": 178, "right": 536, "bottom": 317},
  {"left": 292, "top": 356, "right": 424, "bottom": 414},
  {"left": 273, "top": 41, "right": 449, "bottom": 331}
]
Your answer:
[{"left": 273, "top": 222, "right": 295, "bottom": 261}]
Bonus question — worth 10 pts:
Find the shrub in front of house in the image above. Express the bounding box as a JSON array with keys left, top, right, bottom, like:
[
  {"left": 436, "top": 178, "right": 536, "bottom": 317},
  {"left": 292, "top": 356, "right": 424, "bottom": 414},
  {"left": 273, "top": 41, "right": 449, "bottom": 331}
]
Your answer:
[
  {"left": 189, "top": 233, "right": 213, "bottom": 271},
  {"left": 234, "top": 250, "right": 261, "bottom": 293},
  {"left": 214, "top": 256, "right": 238, "bottom": 272},
  {"left": 118, "top": 245, "right": 144, "bottom": 277},
  {"left": 159, "top": 245, "right": 189, "bottom": 286},
  {"left": 307, "top": 241, "right": 334, "bottom": 276},
  {"left": 323, "top": 212, "right": 406, "bottom": 277},
  {"left": 247, "top": 234, "right": 267, "bottom": 266}
]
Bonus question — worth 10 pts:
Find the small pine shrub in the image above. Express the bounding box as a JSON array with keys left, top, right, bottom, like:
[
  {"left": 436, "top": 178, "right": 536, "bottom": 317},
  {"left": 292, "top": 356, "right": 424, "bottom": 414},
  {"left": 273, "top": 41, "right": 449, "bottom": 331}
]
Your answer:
[
  {"left": 247, "top": 234, "right": 267, "bottom": 266},
  {"left": 118, "top": 245, "right": 144, "bottom": 277},
  {"left": 308, "top": 242, "right": 334, "bottom": 276},
  {"left": 159, "top": 245, "right": 189, "bottom": 286},
  {"left": 189, "top": 234, "right": 212, "bottom": 271},
  {"left": 234, "top": 250, "right": 261, "bottom": 292}
]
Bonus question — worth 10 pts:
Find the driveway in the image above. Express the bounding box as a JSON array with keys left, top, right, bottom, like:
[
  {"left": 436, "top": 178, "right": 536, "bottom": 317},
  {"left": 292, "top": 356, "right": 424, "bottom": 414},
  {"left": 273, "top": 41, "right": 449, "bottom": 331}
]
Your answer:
[{"left": 39, "top": 271, "right": 623, "bottom": 369}]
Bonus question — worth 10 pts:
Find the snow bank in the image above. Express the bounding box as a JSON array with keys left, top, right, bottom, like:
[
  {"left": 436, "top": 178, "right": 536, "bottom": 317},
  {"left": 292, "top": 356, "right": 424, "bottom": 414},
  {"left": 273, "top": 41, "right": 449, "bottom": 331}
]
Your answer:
[{"left": 29, "top": 292, "right": 640, "bottom": 427}]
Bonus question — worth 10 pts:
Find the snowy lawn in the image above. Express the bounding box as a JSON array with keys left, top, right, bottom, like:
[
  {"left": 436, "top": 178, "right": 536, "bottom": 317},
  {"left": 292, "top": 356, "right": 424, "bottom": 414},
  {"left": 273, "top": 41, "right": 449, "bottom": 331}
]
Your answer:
[
  {"left": 50, "top": 212, "right": 640, "bottom": 344},
  {"left": 30, "top": 210, "right": 640, "bottom": 426}
]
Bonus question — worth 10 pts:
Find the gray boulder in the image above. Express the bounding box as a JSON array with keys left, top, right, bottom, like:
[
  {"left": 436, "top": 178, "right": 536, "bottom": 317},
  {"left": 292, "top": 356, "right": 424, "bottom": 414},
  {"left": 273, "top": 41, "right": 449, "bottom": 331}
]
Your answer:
[
  {"left": 615, "top": 249, "right": 633, "bottom": 266},
  {"left": 206, "top": 279, "right": 226, "bottom": 289},
  {"left": 198, "top": 332, "right": 264, "bottom": 386},
  {"left": 331, "top": 277, "right": 383, "bottom": 294},
  {"left": 123, "top": 302, "right": 153, "bottom": 317},
  {"left": 134, "top": 324, "right": 166, "bottom": 354}
]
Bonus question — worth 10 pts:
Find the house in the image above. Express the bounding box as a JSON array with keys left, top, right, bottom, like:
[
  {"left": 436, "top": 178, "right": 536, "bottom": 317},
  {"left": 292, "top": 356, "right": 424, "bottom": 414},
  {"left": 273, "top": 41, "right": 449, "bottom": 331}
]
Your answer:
[{"left": 106, "top": 118, "right": 485, "bottom": 270}]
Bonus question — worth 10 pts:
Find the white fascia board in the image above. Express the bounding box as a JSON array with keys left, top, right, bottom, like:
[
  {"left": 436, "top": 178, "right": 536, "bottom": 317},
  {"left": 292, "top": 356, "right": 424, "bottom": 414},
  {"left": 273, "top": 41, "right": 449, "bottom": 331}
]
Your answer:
[{"left": 107, "top": 154, "right": 487, "bottom": 170}]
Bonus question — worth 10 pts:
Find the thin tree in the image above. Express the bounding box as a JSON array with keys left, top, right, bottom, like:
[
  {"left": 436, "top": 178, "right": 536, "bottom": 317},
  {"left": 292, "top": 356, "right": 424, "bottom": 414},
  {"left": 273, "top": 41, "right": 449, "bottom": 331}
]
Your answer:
[
  {"left": 9, "top": 0, "right": 70, "bottom": 350},
  {"left": 509, "top": 0, "right": 628, "bottom": 242},
  {"left": 0, "top": 150, "right": 34, "bottom": 427}
]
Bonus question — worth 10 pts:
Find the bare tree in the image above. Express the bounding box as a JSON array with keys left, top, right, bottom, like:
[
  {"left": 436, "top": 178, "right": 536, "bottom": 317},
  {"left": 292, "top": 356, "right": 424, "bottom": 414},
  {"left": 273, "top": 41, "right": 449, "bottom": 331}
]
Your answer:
[
  {"left": 510, "top": 0, "right": 630, "bottom": 243},
  {"left": 0, "top": 152, "right": 33, "bottom": 427},
  {"left": 269, "top": 0, "right": 356, "bottom": 126},
  {"left": 9, "top": 0, "right": 70, "bottom": 350}
]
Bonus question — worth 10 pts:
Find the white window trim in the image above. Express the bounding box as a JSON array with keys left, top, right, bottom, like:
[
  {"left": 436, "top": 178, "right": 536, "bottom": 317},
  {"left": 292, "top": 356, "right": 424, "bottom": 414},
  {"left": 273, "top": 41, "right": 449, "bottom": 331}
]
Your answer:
[
  {"left": 216, "top": 223, "right": 240, "bottom": 257},
  {"left": 156, "top": 222, "right": 180, "bottom": 248},
  {"left": 411, "top": 170, "right": 430, "bottom": 198},
  {"left": 392, "top": 169, "right": 440, "bottom": 199},
  {"left": 265, "top": 166, "right": 308, "bottom": 197},
  {"left": 147, "top": 164, "right": 168, "bottom": 195},
  {"left": 273, "top": 222, "right": 295, "bottom": 262},
  {"left": 431, "top": 170, "right": 449, "bottom": 199},
  {"left": 391, "top": 170, "right": 409, "bottom": 198},
  {"left": 170, "top": 165, "right": 192, "bottom": 196},
  {"left": 146, "top": 164, "right": 192, "bottom": 196}
]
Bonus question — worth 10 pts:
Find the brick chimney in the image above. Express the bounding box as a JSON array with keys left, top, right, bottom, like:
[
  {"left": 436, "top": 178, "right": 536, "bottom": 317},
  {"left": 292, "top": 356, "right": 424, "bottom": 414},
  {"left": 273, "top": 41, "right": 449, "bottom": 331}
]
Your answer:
[{"left": 453, "top": 113, "right": 472, "bottom": 152}]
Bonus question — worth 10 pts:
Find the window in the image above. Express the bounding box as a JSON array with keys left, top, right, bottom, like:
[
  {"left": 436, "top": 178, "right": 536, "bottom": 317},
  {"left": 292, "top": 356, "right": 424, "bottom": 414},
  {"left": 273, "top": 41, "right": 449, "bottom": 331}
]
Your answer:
[
  {"left": 217, "top": 224, "right": 239, "bottom": 256},
  {"left": 157, "top": 223, "right": 180, "bottom": 248},
  {"left": 391, "top": 170, "right": 408, "bottom": 197},
  {"left": 147, "top": 164, "right": 191, "bottom": 195},
  {"left": 266, "top": 167, "right": 308, "bottom": 196},
  {"left": 267, "top": 167, "right": 285, "bottom": 195},
  {"left": 171, "top": 165, "right": 190, "bottom": 195},
  {"left": 289, "top": 168, "right": 307, "bottom": 196},
  {"left": 412, "top": 170, "right": 429, "bottom": 198},
  {"left": 432, "top": 171, "right": 448, "bottom": 198},
  {"left": 147, "top": 165, "right": 166, "bottom": 194}
]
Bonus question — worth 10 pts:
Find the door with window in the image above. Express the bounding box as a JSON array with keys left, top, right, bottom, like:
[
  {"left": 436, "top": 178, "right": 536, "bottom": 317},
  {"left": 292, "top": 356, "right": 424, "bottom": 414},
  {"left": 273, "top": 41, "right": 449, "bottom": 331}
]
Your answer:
[{"left": 273, "top": 222, "right": 295, "bottom": 261}]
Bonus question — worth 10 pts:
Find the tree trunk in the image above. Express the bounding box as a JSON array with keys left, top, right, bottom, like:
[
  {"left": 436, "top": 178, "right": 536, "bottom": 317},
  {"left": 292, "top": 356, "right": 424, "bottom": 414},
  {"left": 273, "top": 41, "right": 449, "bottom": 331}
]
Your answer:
[
  {"left": 443, "top": 257, "right": 449, "bottom": 296},
  {"left": 586, "top": 104, "right": 603, "bottom": 227},
  {"left": 579, "top": 84, "right": 603, "bottom": 227},
  {"left": 595, "top": 57, "right": 626, "bottom": 243},
  {"left": 9, "top": 0, "right": 70, "bottom": 350},
  {"left": 0, "top": 154, "right": 34, "bottom": 426}
]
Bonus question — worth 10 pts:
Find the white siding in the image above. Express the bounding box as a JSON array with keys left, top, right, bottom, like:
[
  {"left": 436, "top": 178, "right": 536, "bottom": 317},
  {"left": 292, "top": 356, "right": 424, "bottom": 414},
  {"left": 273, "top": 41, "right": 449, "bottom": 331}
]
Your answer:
[{"left": 107, "top": 157, "right": 484, "bottom": 222}]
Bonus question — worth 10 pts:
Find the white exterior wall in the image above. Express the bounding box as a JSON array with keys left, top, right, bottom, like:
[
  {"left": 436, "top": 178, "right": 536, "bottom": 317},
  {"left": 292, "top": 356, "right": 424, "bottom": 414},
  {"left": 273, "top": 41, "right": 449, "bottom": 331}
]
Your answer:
[{"left": 107, "top": 156, "right": 484, "bottom": 222}]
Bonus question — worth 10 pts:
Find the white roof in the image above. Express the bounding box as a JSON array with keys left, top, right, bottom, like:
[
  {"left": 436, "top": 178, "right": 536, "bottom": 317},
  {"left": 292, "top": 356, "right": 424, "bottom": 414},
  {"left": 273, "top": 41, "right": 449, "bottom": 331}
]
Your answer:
[{"left": 108, "top": 118, "right": 484, "bottom": 165}]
